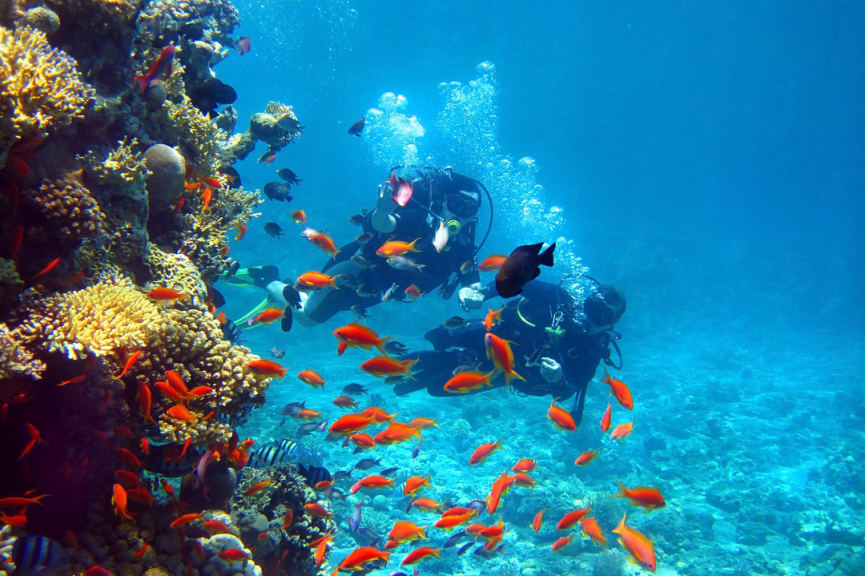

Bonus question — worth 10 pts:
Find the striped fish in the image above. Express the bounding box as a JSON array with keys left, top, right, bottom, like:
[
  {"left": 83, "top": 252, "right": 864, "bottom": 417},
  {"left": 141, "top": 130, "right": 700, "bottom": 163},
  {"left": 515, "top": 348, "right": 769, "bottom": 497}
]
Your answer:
[
  {"left": 12, "top": 536, "right": 64, "bottom": 574},
  {"left": 247, "top": 439, "right": 298, "bottom": 468}
]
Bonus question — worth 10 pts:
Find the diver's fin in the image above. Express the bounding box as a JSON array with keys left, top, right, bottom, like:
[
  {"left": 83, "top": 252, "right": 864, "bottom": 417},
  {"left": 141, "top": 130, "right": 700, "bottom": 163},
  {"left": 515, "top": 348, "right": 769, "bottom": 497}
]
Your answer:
[
  {"left": 281, "top": 306, "right": 293, "bottom": 332},
  {"left": 248, "top": 265, "right": 280, "bottom": 288}
]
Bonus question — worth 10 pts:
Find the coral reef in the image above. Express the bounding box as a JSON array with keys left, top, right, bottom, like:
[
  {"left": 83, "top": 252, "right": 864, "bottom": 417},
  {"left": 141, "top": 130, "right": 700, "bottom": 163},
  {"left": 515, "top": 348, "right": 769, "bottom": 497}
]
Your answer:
[
  {"left": 19, "top": 177, "right": 106, "bottom": 253},
  {"left": 0, "top": 322, "right": 45, "bottom": 380},
  {"left": 0, "top": 24, "right": 94, "bottom": 167},
  {"left": 225, "top": 101, "right": 303, "bottom": 162}
]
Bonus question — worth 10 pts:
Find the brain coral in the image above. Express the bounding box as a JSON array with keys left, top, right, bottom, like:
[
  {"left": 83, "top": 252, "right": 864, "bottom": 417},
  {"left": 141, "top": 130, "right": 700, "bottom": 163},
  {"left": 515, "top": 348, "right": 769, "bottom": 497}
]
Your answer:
[
  {"left": 0, "top": 25, "right": 94, "bottom": 162},
  {"left": 16, "top": 274, "right": 164, "bottom": 360}
]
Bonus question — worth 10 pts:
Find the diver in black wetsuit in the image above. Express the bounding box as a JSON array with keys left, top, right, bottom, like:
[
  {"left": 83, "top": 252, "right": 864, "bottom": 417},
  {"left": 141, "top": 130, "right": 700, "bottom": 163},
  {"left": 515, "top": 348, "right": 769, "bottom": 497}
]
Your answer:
[
  {"left": 295, "top": 167, "right": 492, "bottom": 326},
  {"left": 392, "top": 279, "right": 626, "bottom": 426}
]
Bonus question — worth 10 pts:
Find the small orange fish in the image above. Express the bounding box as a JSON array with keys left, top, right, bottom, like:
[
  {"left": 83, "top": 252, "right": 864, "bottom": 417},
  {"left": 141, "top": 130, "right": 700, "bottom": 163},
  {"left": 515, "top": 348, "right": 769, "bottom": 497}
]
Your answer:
[
  {"left": 580, "top": 517, "right": 607, "bottom": 548},
  {"left": 401, "top": 546, "right": 440, "bottom": 565},
  {"left": 216, "top": 312, "right": 227, "bottom": 325},
  {"left": 117, "top": 447, "right": 142, "bottom": 468},
  {"left": 58, "top": 374, "right": 86, "bottom": 387},
  {"left": 165, "top": 404, "right": 198, "bottom": 422},
  {"left": 246, "top": 359, "right": 287, "bottom": 378},
  {"left": 483, "top": 307, "right": 503, "bottom": 331},
  {"left": 349, "top": 475, "right": 394, "bottom": 494},
  {"left": 404, "top": 284, "right": 422, "bottom": 300},
  {"left": 0, "top": 512, "right": 27, "bottom": 526},
  {"left": 360, "top": 355, "right": 417, "bottom": 379},
  {"left": 146, "top": 287, "right": 187, "bottom": 301},
  {"left": 296, "top": 408, "right": 322, "bottom": 420},
  {"left": 443, "top": 370, "right": 495, "bottom": 394},
  {"left": 410, "top": 498, "right": 443, "bottom": 512},
  {"left": 329, "top": 413, "right": 375, "bottom": 435},
  {"left": 407, "top": 417, "right": 438, "bottom": 430},
  {"left": 219, "top": 548, "right": 250, "bottom": 561},
  {"left": 551, "top": 535, "right": 572, "bottom": 552},
  {"left": 134, "top": 543, "right": 150, "bottom": 559},
  {"left": 154, "top": 380, "right": 185, "bottom": 403},
  {"left": 203, "top": 520, "right": 232, "bottom": 534},
  {"left": 314, "top": 480, "right": 333, "bottom": 491},
  {"left": 532, "top": 509, "right": 545, "bottom": 532},
  {"left": 403, "top": 475, "right": 430, "bottom": 497},
  {"left": 201, "top": 187, "right": 212, "bottom": 210},
  {"left": 297, "top": 369, "right": 325, "bottom": 388},
  {"left": 304, "top": 502, "right": 331, "bottom": 518},
  {"left": 139, "top": 438, "right": 150, "bottom": 456},
  {"left": 601, "top": 370, "right": 633, "bottom": 410},
  {"left": 600, "top": 400, "right": 612, "bottom": 433},
  {"left": 307, "top": 233, "right": 340, "bottom": 257},
  {"left": 484, "top": 333, "right": 524, "bottom": 385},
  {"left": 170, "top": 512, "right": 202, "bottom": 528},
  {"left": 349, "top": 433, "right": 375, "bottom": 450},
  {"left": 612, "top": 513, "right": 657, "bottom": 571},
  {"left": 375, "top": 238, "right": 421, "bottom": 258},
  {"left": 253, "top": 308, "right": 284, "bottom": 324},
  {"left": 184, "top": 181, "right": 202, "bottom": 192},
  {"left": 113, "top": 350, "right": 142, "bottom": 380},
  {"left": 610, "top": 422, "right": 634, "bottom": 440},
  {"left": 111, "top": 483, "right": 133, "bottom": 520},
  {"left": 33, "top": 257, "right": 61, "bottom": 279},
  {"left": 575, "top": 449, "right": 598, "bottom": 466},
  {"left": 200, "top": 176, "right": 223, "bottom": 189},
  {"left": 296, "top": 271, "right": 342, "bottom": 290},
  {"left": 547, "top": 400, "right": 576, "bottom": 431},
  {"left": 314, "top": 537, "right": 329, "bottom": 564},
  {"left": 282, "top": 508, "right": 293, "bottom": 530},
  {"left": 360, "top": 407, "right": 397, "bottom": 424},
  {"left": 291, "top": 210, "right": 307, "bottom": 224},
  {"left": 613, "top": 481, "right": 665, "bottom": 511},
  {"left": 512, "top": 459, "right": 536, "bottom": 473},
  {"left": 557, "top": 506, "right": 591, "bottom": 530},
  {"left": 469, "top": 440, "right": 502, "bottom": 465},
  {"left": 478, "top": 254, "right": 507, "bottom": 272},
  {"left": 433, "top": 513, "right": 473, "bottom": 530},
  {"left": 172, "top": 196, "right": 186, "bottom": 215},
  {"left": 62, "top": 271, "right": 86, "bottom": 284},
  {"left": 338, "top": 547, "right": 391, "bottom": 571},
  {"left": 188, "top": 385, "right": 214, "bottom": 397},
  {"left": 333, "top": 396, "right": 359, "bottom": 409},
  {"left": 234, "top": 223, "right": 247, "bottom": 241},
  {"left": 17, "top": 422, "right": 41, "bottom": 459},
  {"left": 165, "top": 370, "right": 191, "bottom": 398},
  {"left": 373, "top": 421, "right": 422, "bottom": 445},
  {"left": 244, "top": 480, "right": 271, "bottom": 496},
  {"left": 511, "top": 473, "right": 535, "bottom": 488},
  {"left": 0, "top": 495, "right": 49, "bottom": 509},
  {"left": 333, "top": 322, "right": 392, "bottom": 355}
]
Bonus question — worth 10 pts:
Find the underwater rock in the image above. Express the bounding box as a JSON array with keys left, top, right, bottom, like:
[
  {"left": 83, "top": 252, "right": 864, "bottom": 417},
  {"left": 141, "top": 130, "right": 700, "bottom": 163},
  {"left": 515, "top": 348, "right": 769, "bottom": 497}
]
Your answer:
[
  {"left": 20, "top": 6, "right": 60, "bottom": 34},
  {"left": 198, "top": 533, "right": 260, "bottom": 576},
  {"left": 248, "top": 113, "right": 282, "bottom": 145},
  {"left": 143, "top": 143, "right": 185, "bottom": 214},
  {"left": 215, "top": 104, "right": 238, "bottom": 133}
]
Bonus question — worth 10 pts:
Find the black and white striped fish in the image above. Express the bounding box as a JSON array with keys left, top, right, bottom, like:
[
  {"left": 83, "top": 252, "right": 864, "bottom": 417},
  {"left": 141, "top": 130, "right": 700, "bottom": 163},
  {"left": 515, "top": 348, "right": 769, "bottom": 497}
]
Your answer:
[
  {"left": 12, "top": 536, "right": 65, "bottom": 574},
  {"left": 247, "top": 439, "right": 298, "bottom": 468}
]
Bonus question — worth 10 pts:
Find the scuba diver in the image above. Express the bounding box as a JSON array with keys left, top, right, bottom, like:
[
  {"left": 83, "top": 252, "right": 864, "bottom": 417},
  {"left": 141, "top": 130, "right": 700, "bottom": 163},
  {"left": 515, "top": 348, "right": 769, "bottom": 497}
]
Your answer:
[
  {"left": 298, "top": 166, "right": 493, "bottom": 325},
  {"left": 392, "top": 279, "right": 626, "bottom": 426},
  {"left": 216, "top": 166, "right": 493, "bottom": 331}
]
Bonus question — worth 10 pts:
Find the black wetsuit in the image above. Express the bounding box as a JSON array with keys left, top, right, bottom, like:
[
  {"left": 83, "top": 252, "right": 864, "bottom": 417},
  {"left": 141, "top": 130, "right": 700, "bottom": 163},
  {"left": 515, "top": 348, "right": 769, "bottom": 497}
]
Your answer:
[
  {"left": 393, "top": 281, "right": 618, "bottom": 426},
  {"left": 304, "top": 171, "right": 482, "bottom": 323}
]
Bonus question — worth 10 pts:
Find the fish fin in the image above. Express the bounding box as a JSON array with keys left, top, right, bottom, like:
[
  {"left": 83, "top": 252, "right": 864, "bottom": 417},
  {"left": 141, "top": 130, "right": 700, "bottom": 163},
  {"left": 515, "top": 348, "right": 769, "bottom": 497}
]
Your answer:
[
  {"left": 613, "top": 480, "right": 628, "bottom": 499},
  {"left": 531, "top": 268, "right": 540, "bottom": 279},
  {"left": 539, "top": 242, "right": 556, "bottom": 266},
  {"left": 337, "top": 341, "right": 348, "bottom": 356},
  {"left": 133, "top": 75, "right": 149, "bottom": 92},
  {"left": 613, "top": 513, "right": 627, "bottom": 535}
]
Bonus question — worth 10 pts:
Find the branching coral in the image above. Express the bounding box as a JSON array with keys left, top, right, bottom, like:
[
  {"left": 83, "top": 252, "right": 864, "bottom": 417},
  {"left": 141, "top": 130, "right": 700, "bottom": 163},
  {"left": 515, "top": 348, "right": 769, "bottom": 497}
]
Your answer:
[
  {"left": 0, "top": 25, "right": 94, "bottom": 164},
  {"left": 164, "top": 96, "right": 228, "bottom": 176},
  {"left": 81, "top": 136, "right": 151, "bottom": 193},
  {"left": 144, "top": 245, "right": 207, "bottom": 305},
  {"left": 0, "top": 322, "right": 45, "bottom": 380},
  {"left": 134, "top": 0, "right": 239, "bottom": 54},
  {"left": 16, "top": 274, "right": 165, "bottom": 360}
]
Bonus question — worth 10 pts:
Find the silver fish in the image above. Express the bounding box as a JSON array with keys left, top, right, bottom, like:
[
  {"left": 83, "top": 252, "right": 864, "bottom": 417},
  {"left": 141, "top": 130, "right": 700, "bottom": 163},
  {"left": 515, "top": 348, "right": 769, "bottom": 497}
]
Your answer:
[
  {"left": 382, "top": 282, "right": 399, "bottom": 302},
  {"left": 271, "top": 346, "right": 286, "bottom": 359},
  {"left": 386, "top": 255, "right": 425, "bottom": 272},
  {"left": 355, "top": 457, "right": 382, "bottom": 470},
  {"left": 351, "top": 254, "right": 374, "bottom": 267}
]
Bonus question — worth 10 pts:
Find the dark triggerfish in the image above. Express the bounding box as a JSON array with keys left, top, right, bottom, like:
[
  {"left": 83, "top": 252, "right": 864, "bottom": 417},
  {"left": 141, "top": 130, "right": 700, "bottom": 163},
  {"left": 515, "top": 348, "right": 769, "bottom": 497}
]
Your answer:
[{"left": 495, "top": 242, "right": 555, "bottom": 298}]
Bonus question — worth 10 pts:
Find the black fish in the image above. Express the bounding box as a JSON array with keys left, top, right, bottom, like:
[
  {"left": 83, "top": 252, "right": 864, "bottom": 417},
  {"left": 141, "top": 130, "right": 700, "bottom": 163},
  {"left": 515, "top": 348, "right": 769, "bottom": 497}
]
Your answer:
[
  {"left": 12, "top": 536, "right": 64, "bottom": 574},
  {"left": 348, "top": 114, "right": 365, "bottom": 137},
  {"left": 354, "top": 457, "right": 382, "bottom": 470},
  {"left": 380, "top": 466, "right": 399, "bottom": 477},
  {"left": 263, "top": 222, "right": 283, "bottom": 238},
  {"left": 220, "top": 165, "right": 242, "bottom": 187},
  {"left": 383, "top": 340, "right": 409, "bottom": 355},
  {"left": 351, "top": 305, "right": 368, "bottom": 320},
  {"left": 442, "top": 315, "right": 467, "bottom": 329},
  {"left": 331, "top": 470, "right": 353, "bottom": 484},
  {"left": 276, "top": 168, "right": 302, "bottom": 185},
  {"left": 348, "top": 212, "right": 366, "bottom": 226},
  {"left": 263, "top": 181, "right": 292, "bottom": 201},
  {"left": 456, "top": 541, "right": 474, "bottom": 556},
  {"left": 281, "top": 401, "right": 305, "bottom": 416},
  {"left": 444, "top": 530, "right": 466, "bottom": 549},
  {"left": 495, "top": 242, "right": 556, "bottom": 298},
  {"left": 299, "top": 463, "right": 332, "bottom": 487},
  {"left": 225, "top": 261, "right": 240, "bottom": 278},
  {"left": 248, "top": 438, "right": 298, "bottom": 467},
  {"left": 342, "top": 383, "right": 367, "bottom": 396}
]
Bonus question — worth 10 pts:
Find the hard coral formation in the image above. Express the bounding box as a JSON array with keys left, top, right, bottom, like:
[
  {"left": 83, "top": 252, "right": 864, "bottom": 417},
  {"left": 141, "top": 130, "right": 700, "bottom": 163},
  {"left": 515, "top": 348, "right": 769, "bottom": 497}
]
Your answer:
[
  {"left": 0, "top": 25, "right": 94, "bottom": 166},
  {"left": 164, "top": 96, "right": 228, "bottom": 176},
  {"left": 20, "top": 177, "right": 106, "bottom": 251},
  {"left": 227, "top": 101, "right": 303, "bottom": 162},
  {"left": 144, "top": 245, "right": 207, "bottom": 304},
  {"left": 0, "top": 322, "right": 45, "bottom": 380}
]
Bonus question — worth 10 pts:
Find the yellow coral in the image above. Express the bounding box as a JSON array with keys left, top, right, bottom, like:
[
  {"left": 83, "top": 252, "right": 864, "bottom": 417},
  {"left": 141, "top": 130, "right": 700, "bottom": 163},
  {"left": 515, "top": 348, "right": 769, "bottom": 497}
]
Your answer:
[
  {"left": 144, "top": 245, "right": 208, "bottom": 305},
  {"left": 0, "top": 25, "right": 94, "bottom": 149},
  {"left": 164, "top": 96, "right": 228, "bottom": 177},
  {"left": 17, "top": 275, "right": 165, "bottom": 360},
  {"left": 81, "top": 136, "right": 151, "bottom": 190},
  {"left": 0, "top": 323, "right": 45, "bottom": 380}
]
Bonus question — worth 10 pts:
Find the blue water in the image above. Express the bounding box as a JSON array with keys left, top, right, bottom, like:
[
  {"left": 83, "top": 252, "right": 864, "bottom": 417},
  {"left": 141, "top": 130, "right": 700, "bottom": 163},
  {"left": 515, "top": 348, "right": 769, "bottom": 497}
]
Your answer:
[{"left": 217, "top": 2, "right": 865, "bottom": 574}]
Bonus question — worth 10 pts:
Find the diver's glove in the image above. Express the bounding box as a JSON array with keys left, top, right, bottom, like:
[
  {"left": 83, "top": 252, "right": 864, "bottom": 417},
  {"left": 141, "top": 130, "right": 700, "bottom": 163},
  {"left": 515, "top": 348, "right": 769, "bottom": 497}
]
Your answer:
[
  {"left": 457, "top": 282, "right": 484, "bottom": 312},
  {"left": 540, "top": 357, "right": 563, "bottom": 383},
  {"left": 371, "top": 184, "right": 397, "bottom": 233}
]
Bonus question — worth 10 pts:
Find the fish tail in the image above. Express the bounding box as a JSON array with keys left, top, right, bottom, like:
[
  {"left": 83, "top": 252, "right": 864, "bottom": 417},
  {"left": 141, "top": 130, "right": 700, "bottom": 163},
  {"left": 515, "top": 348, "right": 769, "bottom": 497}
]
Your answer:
[
  {"left": 133, "top": 75, "right": 149, "bottom": 93},
  {"left": 375, "top": 336, "right": 394, "bottom": 354},
  {"left": 403, "top": 358, "right": 419, "bottom": 380},
  {"left": 613, "top": 512, "right": 628, "bottom": 536},
  {"left": 409, "top": 238, "right": 421, "bottom": 252},
  {"left": 539, "top": 242, "right": 556, "bottom": 266},
  {"left": 613, "top": 480, "right": 628, "bottom": 499}
]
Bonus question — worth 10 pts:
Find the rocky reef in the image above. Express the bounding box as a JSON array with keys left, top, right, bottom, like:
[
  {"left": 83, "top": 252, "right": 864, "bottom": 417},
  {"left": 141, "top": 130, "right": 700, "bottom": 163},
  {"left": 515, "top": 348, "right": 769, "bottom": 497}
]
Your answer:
[{"left": 0, "top": 2, "right": 317, "bottom": 575}]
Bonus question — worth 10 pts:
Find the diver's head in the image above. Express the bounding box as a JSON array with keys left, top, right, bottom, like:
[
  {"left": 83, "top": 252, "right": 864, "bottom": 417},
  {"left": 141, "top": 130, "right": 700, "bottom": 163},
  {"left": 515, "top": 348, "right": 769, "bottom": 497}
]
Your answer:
[
  {"left": 440, "top": 181, "right": 481, "bottom": 243},
  {"left": 582, "top": 284, "right": 626, "bottom": 334}
]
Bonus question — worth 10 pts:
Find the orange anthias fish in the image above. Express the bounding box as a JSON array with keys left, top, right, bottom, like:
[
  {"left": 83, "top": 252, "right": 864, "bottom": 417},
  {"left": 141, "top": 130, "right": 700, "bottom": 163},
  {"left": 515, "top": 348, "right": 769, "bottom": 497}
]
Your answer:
[
  {"left": 469, "top": 440, "right": 502, "bottom": 465},
  {"left": 410, "top": 498, "right": 443, "bottom": 512},
  {"left": 58, "top": 374, "right": 86, "bottom": 387},
  {"left": 404, "top": 284, "right": 422, "bottom": 300},
  {"left": 297, "top": 369, "right": 325, "bottom": 388},
  {"left": 512, "top": 459, "right": 536, "bottom": 473},
  {"left": 483, "top": 307, "right": 503, "bottom": 331},
  {"left": 333, "top": 396, "right": 359, "bottom": 409},
  {"left": 188, "top": 385, "right": 214, "bottom": 397},
  {"left": 204, "top": 520, "right": 232, "bottom": 534},
  {"left": 253, "top": 308, "right": 285, "bottom": 324},
  {"left": 146, "top": 287, "right": 187, "bottom": 301},
  {"left": 17, "top": 422, "right": 42, "bottom": 460},
  {"left": 33, "top": 256, "right": 61, "bottom": 279},
  {"left": 333, "top": 322, "right": 392, "bottom": 356},
  {"left": 375, "top": 238, "right": 421, "bottom": 258},
  {"left": 165, "top": 370, "right": 191, "bottom": 398},
  {"left": 532, "top": 509, "right": 545, "bottom": 532},
  {"left": 512, "top": 473, "right": 535, "bottom": 488},
  {"left": 220, "top": 548, "right": 250, "bottom": 561},
  {"left": 433, "top": 513, "right": 474, "bottom": 530},
  {"left": 349, "top": 475, "right": 394, "bottom": 494},
  {"left": 170, "top": 512, "right": 202, "bottom": 528},
  {"left": 610, "top": 422, "right": 634, "bottom": 440},
  {"left": 0, "top": 495, "right": 49, "bottom": 509},
  {"left": 201, "top": 186, "right": 212, "bottom": 210},
  {"left": 360, "top": 356, "right": 417, "bottom": 379},
  {"left": 137, "top": 382, "right": 155, "bottom": 423},
  {"left": 600, "top": 400, "right": 612, "bottom": 433},
  {"left": 581, "top": 517, "right": 607, "bottom": 549},
  {"left": 339, "top": 547, "right": 391, "bottom": 571},
  {"left": 613, "top": 513, "right": 657, "bottom": 571},
  {"left": 111, "top": 483, "right": 133, "bottom": 520},
  {"left": 478, "top": 254, "right": 507, "bottom": 272},
  {"left": 234, "top": 222, "right": 248, "bottom": 241},
  {"left": 291, "top": 210, "right": 306, "bottom": 224},
  {"left": 484, "top": 333, "right": 524, "bottom": 385},
  {"left": 113, "top": 350, "right": 142, "bottom": 380},
  {"left": 246, "top": 359, "right": 287, "bottom": 378},
  {"left": 304, "top": 503, "right": 331, "bottom": 518},
  {"left": 403, "top": 475, "right": 430, "bottom": 497},
  {"left": 361, "top": 406, "right": 397, "bottom": 424},
  {"left": 296, "top": 408, "right": 322, "bottom": 420},
  {"left": 601, "top": 370, "right": 633, "bottom": 410},
  {"left": 575, "top": 449, "right": 598, "bottom": 466},
  {"left": 551, "top": 535, "right": 572, "bottom": 552},
  {"left": 408, "top": 417, "right": 438, "bottom": 430},
  {"left": 329, "top": 413, "right": 375, "bottom": 435},
  {"left": 443, "top": 370, "right": 495, "bottom": 394},
  {"left": 614, "top": 481, "right": 666, "bottom": 511},
  {"left": 307, "top": 233, "right": 340, "bottom": 258},
  {"left": 349, "top": 433, "right": 375, "bottom": 450},
  {"left": 166, "top": 404, "right": 198, "bottom": 423},
  {"left": 154, "top": 380, "right": 185, "bottom": 403},
  {"left": 388, "top": 520, "right": 428, "bottom": 544},
  {"left": 401, "top": 546, "right": 440, "bottom": 565},
  {"left": 486, "top": 472, "right": 516, "bottom": 514},
  {"left": 374, "top": 422, "right": 422, "bottom": 445},
  {"left": 244, "top": 480, "right": 271, "bottom": 496},
  {"left": 557, "top": 506, "right": 592, "bottom": 530},
  {"left": 296, "top": 271, "right": 342, "bottom": 290},
  {"left": 547, "top": 400, "right": 576, "bottom": 431}
]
